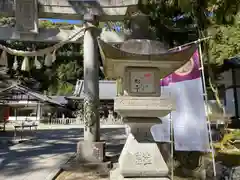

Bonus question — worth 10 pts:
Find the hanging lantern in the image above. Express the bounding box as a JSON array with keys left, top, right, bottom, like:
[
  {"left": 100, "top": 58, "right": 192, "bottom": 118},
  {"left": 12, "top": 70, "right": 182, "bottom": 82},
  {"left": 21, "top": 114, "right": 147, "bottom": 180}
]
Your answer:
[
  {"left": 34, "top": 56, "right": 42, "bottom": 69},
  {"left": 21, "top": 56, "right": 30, "bottom": 71},
  {"left": 0, "top": 50, "right": 8, "bottom": 67},
  {"left": 13, "top": 56, "right": 18, "bottom": 70},
  {"left": 44, "top": 53, "right": 52, "bottom": 67}
]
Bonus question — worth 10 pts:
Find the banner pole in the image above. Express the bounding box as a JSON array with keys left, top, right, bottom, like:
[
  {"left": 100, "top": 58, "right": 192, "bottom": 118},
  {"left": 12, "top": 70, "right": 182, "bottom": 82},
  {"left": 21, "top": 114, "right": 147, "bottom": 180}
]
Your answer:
[
  {"left": 169, "top": 37, "right": 211, "bottom": 51},
  {"left": 170, "top": 110, "right": 174, "bottom": 180},
  {"left": 169, "top": 72, "right": 174, "bottom": 180},
  {"left": 198, "top": 40, "right": 217, "bottom": 177}
]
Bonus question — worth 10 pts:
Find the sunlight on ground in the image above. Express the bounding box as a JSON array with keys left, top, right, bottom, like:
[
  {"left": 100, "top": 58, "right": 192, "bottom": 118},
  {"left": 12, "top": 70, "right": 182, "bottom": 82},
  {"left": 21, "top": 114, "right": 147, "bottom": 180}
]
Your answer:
[
  {"left": 56, "top": 171, "right": 108, "bottom": 180},
  {"left": 56, "top": 170, "right": 191, "bottom": 180}
]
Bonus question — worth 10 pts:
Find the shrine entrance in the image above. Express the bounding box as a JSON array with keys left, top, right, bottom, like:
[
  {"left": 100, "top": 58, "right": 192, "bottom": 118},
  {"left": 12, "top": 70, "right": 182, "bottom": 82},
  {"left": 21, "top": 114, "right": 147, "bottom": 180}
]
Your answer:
[
  {"left": 0, "top": 1, "right": 214, "bottom": 180},
  {"left": 0, "top": 0, "right": 142, "bottom": 163}
]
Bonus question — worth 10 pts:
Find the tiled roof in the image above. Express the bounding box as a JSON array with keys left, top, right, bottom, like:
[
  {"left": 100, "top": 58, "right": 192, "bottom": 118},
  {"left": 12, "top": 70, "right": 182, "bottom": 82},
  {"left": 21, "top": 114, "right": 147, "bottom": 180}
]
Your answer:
[
  {"left": 224, "top": 55, "right": 240, "bottom": 66},
  {"left": 220, "top": 55, "right": 240, "bottom": 72},
  {"left": 0, "top": 84, "right": 64, "bottom": 106},
  {"left": 50, "top": 96, "right": 68, "bottom": 104}
]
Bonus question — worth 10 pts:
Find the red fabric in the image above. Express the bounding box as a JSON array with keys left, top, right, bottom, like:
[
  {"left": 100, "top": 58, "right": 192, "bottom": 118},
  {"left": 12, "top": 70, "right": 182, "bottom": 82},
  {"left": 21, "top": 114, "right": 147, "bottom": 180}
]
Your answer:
[{"left": 3, "top": 107, "right": 10, "bottom": 122}]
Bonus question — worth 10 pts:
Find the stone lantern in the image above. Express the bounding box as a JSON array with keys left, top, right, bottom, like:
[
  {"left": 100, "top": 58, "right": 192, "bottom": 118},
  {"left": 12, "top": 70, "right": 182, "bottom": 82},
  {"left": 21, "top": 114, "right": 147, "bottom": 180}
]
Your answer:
[{"left": 97, "top": 38, "right": 197, "bottom": 180}]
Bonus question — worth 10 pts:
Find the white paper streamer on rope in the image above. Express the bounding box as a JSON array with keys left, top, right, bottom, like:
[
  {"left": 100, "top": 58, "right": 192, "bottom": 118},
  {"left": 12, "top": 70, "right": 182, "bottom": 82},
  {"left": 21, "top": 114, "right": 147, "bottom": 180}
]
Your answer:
[
  {"left": 52, "top": 50, "right": 56, "bottom": 62},
  {"left": 0, "top": 50, "right": 8, "bottom": 67},
  {"left": 0, "top": 23, "right": 95, "bottom": 71},
  {"left": 13, "top": 56, "right": 18, "bottom": 70},
  {"left": 21, "top": 57, "right": 30, "bottom": 71},
  {"left": 34, "top": 56, "right": 42, "bottom": 69},
  {"left": 0, "top": 23, "right": 94, "bottom": 57},
  {"left": 44, "top": 53, "right": 53, "bottom": 67}
]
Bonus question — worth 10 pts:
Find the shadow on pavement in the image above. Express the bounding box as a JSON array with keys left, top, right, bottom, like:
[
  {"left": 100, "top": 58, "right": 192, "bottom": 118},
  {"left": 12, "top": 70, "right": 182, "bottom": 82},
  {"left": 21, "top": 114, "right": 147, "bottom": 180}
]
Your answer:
[{"left": 0, "top": 127, "right": 126, "bottom": 178}]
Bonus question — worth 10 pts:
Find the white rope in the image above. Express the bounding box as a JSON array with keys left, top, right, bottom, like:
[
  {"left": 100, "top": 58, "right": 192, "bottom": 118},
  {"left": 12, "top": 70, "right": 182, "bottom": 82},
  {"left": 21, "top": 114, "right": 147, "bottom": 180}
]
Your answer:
[{"left": 0, "top": 23, "right": 95, "bottom": 57}]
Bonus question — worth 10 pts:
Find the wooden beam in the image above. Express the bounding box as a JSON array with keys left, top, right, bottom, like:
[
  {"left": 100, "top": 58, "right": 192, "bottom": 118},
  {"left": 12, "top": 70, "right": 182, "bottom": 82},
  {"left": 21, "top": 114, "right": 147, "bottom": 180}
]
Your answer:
[
  {"left": 0, "top": 27, "right": 85, "bottom": 43},
  {"left": 0, "top": 0, "right": 139, "bottom": 21}
]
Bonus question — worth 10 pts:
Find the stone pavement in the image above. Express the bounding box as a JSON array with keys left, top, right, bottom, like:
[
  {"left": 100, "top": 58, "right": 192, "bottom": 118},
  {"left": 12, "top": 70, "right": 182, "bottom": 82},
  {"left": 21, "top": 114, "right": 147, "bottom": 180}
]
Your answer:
[
  {"left": 56, "top": 170, "right": 109, "bottom": 180},
  {"left": 0, "top": 125, "right": 126, "bottom": 180}
]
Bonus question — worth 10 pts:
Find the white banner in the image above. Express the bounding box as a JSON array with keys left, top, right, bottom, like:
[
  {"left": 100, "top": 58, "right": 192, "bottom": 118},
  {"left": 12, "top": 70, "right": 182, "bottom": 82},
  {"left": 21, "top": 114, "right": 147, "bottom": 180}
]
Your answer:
[{"left": 152, "top": 51, "right": 210, "bottom": 152}]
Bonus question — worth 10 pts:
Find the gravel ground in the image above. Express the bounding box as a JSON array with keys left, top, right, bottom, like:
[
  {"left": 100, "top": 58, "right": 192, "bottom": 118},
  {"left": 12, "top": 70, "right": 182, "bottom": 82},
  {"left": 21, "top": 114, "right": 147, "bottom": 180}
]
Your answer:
[
  {"left": 55, "top": 157, "right": 226, "bottom": 180},
  {"left": 56, "top": 171, "right": 108, "bottom": 180},
  {"left": 56, "top": 170, "right": 198, "bottom": 180}
]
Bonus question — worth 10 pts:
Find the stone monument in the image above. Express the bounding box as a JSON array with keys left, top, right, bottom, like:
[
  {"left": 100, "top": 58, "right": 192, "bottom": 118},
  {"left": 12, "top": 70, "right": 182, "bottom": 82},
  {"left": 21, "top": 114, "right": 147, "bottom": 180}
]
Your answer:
[{"left": 97, "top": 38, "right": 197, "bottom": 179}]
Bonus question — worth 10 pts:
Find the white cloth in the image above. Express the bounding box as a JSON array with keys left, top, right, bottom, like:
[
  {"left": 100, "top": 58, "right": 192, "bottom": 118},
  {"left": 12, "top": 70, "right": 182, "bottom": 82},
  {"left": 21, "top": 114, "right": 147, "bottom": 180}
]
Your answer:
[
  {"left": 169, "top": 78, "right": 210, "bottom": 151},
  {"left": 153, "top": 51, "right": 210, "bottom": 152}
]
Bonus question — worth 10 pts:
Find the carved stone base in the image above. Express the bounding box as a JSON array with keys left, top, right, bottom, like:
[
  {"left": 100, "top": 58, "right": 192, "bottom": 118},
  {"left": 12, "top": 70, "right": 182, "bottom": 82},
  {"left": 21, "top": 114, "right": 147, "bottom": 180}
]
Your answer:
[
  {"left": 112, "top": 122, "right": 169, "bottom": 179},
  {"left": 119, "top": 133, "right": 168, "bottom": 177},
  {"left": 76, "top": 141, "right": 111, "bottom": 174},
  {"left": 77, "top": 141, "right": 106, "bottom": 162},
  {"left": 110, "top": 168, "right": 170, "bottom": 180}
]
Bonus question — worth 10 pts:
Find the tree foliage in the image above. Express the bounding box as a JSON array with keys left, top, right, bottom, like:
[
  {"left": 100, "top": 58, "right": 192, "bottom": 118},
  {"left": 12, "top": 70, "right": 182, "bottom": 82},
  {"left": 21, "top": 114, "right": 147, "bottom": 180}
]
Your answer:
[
  {"left": 0, "top": 1, "right": 239, "bottom": 96},
  {"left": 0, "top": 18, "right": 84, "bottom": 95},
  {"left": 209, "top": 22, "right": 240, "bottom": 65},
  {"left": 141, "top": 0, "right": 240, "bottom": 65}
]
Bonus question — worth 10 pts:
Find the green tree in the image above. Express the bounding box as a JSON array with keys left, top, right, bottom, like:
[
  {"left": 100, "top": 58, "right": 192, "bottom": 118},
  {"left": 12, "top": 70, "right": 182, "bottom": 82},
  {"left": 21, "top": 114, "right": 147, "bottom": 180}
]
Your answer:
[
  {"left": 209, "top": 22, "right": 240, "bottom": 65},
  {"left": 141, "top": 0, "right": 239, "bottom": 110},
  {"left": 0, "top": 18, "right": 84, "bottom": 95},
  {"left": 141, "top": 0, "right": 240, "bottom": 63}
]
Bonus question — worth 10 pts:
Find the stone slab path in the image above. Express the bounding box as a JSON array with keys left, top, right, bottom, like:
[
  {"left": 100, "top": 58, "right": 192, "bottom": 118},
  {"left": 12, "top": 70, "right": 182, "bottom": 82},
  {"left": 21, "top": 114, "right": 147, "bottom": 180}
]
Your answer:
[{"left": 0, "top": 125, "right": 126, "bottom": 180}]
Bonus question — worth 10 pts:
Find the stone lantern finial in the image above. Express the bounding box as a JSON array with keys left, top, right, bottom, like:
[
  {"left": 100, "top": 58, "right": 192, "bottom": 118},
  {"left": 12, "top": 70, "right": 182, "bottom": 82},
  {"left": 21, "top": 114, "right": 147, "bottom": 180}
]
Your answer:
[{"left": 129, "top": 11, "right": 151, "bottom": 39}]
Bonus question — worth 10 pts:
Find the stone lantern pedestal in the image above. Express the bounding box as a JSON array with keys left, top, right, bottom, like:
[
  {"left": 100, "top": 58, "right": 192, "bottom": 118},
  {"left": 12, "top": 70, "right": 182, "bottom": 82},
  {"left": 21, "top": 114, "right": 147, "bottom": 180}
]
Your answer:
[
  {"left": 111, "top": 93, "right": 174, "bottom": 180},
  {"left": 97, "top": 38, "right": 197, "bottom": 180}
]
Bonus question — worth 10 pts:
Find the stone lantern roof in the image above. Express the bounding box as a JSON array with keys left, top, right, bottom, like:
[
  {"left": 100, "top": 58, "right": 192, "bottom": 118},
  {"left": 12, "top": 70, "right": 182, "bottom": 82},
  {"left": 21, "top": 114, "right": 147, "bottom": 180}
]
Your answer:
[
  {"left": 120, "top": 39, "right": 168, "bottom": 54},
  {"left": 97, "top": 38, "right": 197, "bottom": 78}
]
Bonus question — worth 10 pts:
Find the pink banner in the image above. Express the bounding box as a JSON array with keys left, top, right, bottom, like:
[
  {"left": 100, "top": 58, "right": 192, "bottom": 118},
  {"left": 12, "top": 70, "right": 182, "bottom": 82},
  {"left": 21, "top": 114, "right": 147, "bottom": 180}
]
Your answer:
[{"left": 161, "top": 51, "right": 200, "bottom": 86}]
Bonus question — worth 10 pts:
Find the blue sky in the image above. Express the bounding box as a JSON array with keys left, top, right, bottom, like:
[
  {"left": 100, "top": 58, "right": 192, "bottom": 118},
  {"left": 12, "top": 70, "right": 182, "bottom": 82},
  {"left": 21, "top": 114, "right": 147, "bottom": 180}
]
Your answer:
[
  {"left": 42, "top": 11, "right": 214, "bottom": 24},
  {"left": 40, "top": 18, "right": 122, "bottom": 32},
  {"left": 40, "top": 18, "right": 81, "bottom": 24}
]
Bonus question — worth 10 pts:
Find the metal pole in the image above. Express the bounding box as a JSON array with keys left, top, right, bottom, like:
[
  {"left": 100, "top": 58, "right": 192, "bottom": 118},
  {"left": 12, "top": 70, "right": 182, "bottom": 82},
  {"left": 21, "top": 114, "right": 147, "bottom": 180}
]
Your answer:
[
  {"left": 198, "top": 41, "right": 217, "bottom": 177},
  {"left": 169, "top": 37, "right": 211, "bottom": 51},
  {"left": 169, "top": 72, "right": 174, "bottom": 180},
  {"left": 170, "top": 111, "right": 174, "bottom": 180}
]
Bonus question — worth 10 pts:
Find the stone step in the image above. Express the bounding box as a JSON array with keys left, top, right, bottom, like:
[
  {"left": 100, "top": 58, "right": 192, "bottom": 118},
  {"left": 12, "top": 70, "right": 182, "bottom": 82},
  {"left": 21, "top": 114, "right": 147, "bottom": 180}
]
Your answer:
[{"left": 110, "top": 168, "right": 170, "bottom": 180}]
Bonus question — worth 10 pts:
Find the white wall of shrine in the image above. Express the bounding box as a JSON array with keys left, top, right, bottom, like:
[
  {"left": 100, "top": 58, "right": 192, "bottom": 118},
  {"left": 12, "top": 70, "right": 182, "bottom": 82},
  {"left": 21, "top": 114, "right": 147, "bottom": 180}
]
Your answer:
[
  {"left": 7, "top": 102, "right": 42, "bottom": 123},
  {"left": 219, "top": 68, "right": 240, "bottom": 117}
]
